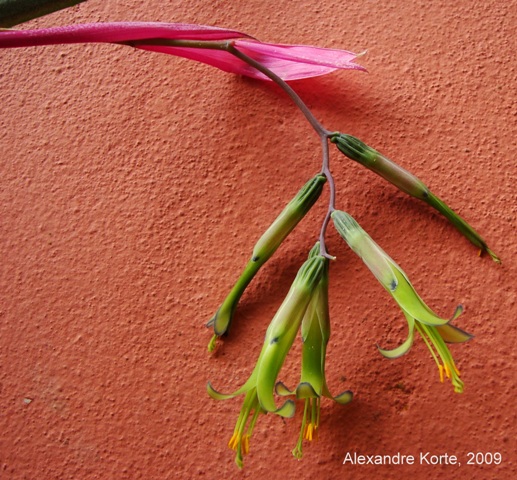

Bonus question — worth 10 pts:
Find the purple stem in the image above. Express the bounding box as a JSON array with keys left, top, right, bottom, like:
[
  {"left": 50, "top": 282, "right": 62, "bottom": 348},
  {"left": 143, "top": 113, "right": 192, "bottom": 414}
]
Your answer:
[{"left": 126, "top": 38, "right": 337, "bottom": 257}]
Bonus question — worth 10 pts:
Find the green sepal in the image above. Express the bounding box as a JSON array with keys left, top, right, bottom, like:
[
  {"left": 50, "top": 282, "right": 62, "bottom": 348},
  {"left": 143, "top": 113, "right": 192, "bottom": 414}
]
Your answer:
[
  {"left": 391, "top": 268, "right": 450, "bottom": 327},
  {"left": 256, "top": 324, "right": 302, "bottom": 412}
]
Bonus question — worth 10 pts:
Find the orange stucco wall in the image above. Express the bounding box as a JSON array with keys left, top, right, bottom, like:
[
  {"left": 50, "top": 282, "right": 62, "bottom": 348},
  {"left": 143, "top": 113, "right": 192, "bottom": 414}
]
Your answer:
[{"left": 1, "top": 1, "right": 516, "bottom": 479}]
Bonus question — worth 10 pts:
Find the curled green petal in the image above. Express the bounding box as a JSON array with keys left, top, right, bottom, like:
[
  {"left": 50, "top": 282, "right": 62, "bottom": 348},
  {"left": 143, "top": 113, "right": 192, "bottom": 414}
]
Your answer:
[
  {"left": 327, "top": 389, "right": 354, "bottom": 405},
  {"left": 436, "top": 323, "right": 473, "bottom": 343},
  {"left": 275, "top": 381, "right": 294, "bottom": 396},
  {"left": 435, "top": 304, "right": 473, "bottom": 343},
  {"left": 207, "top": 379, "right": 255, "bottom": 401},
  {"left": 274, "top": 399, "right": 296, "bottom": 418},
  {"left": 295, "top": 382, "right": 319, "bottom": 399},
  {"left": 377, "top": 312, "right": 415, "bottom": 359}
]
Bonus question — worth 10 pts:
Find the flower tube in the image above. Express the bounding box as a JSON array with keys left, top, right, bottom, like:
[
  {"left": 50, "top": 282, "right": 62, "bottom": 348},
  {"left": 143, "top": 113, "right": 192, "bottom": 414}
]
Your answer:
[
  {"left": 332, "top": 210, "right": 473, "bottom": 393},
  {"left": 276, "top": 248, "right": 352, "bottom": 458}
]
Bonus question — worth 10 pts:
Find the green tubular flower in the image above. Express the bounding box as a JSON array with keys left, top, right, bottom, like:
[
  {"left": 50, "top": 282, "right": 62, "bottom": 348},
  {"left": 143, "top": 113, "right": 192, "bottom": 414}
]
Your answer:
[
  {"left": 276, "top": 254, "right": 352, "bottom": 459},
  {"left": 207, "top": 174, "right": 326, "bottom": 350},
  {"left": 330, "top": 133, "right": 500, "bottom": 263},
  {"left": 332, "top": 210, "right": 473, "bottom": 393},
  {"left": 207, "top": 245, "right": 326, "bottom": 467}
]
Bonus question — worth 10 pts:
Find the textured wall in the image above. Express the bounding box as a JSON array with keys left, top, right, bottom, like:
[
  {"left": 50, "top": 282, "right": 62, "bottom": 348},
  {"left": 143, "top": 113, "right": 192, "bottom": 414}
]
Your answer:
[{"left": 1, "top": 1, "right": 516, "bottom": 479}]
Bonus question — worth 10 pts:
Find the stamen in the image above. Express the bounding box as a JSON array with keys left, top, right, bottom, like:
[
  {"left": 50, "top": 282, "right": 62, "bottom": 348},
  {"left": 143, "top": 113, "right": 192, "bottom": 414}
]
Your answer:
[
  {"left": 418, "top": 322, "right": 465, "bottom": 393},
  {"left": 416, "top": 323, "right": 441, "bottom": 369},
  {"left": 228, "top": 433, "right": 240, "bottom": 451},
  {"left": 208, "top": 333, "right": 218, "bottom": 352},
  {"left": 242, "top": 435, "right": 250, "bottom": 455},
  {"left": 292, "top": 399, "right": 310, "bottom": 459},
  {"left": 312, "top": 398, "right": 319, "bottom": 432},
  {"left": 304, "top": 423, "right": 314, "bottom": 441}
]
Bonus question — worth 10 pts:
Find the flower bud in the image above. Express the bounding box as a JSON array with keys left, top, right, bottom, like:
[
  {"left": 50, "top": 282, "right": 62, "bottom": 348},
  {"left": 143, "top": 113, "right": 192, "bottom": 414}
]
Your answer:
[
  {"left": 331, "top": 133, "right": 428, "bottom": 198},
  {"left": 330, "top": 133, "right": 500, "bottom": 263},
  {"left": 251, "top": 174, "right": 326, "bottom": 263},
  {"left": 208, "top": 174, "right": 326, "bottom": 343}
]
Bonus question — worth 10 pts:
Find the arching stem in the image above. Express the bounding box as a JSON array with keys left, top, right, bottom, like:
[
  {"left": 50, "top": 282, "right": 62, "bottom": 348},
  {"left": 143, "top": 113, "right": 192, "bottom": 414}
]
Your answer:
[{"left": 125, "top": 38, "right": 337, "bottom": 255}]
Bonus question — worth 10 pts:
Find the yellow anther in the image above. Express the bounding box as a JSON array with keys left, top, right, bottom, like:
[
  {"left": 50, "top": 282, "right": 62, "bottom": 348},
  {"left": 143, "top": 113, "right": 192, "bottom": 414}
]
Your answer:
[
  {"left": 444, "top": 364, "right": 451, "bottom": 379},
  {"left": 453, "top": 364, "right": 461, "bottom": 376},
  {"left": 438, "top": 364, "right": 445, "bottom": 383},
  {"left": 208, "top": 334, "right": 218, "bottom": 353},
  {"left": 304, "top": 423, "right": 314, "bottom": 441},
  {"left": 228, "top": 433, "right": 240, "bottom": 451},
  {"left": 242, "top": 435, "right": 250, "bottom": 455}
]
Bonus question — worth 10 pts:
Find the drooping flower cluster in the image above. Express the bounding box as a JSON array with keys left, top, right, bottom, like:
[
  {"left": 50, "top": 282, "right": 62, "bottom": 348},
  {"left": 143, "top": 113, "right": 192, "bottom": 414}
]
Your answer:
[
  {"left": 1, "top": 17, "right": 500, "bottom": 469},
  {"left": 208, "top": 243, "right": 352, "bottom": 467}
]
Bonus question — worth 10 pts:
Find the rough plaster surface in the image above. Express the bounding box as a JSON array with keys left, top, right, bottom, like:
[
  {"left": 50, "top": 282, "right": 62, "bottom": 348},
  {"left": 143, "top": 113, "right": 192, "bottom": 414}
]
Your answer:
[{"left": 1, "top": 1, "right": 516, "bottom": 479}]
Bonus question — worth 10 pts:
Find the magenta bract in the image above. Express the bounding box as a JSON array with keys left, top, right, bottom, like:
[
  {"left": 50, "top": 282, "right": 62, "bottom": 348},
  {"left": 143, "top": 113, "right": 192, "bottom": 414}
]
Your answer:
[{"left": 0, "top": 22, "right": 365, "bottom": 80}]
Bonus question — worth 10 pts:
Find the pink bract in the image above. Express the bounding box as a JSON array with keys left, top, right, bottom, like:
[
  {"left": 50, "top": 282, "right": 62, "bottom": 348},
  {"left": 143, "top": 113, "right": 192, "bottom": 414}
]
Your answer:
[{"left": 0, "top": 22, "right": 365, "bottom": 81}]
